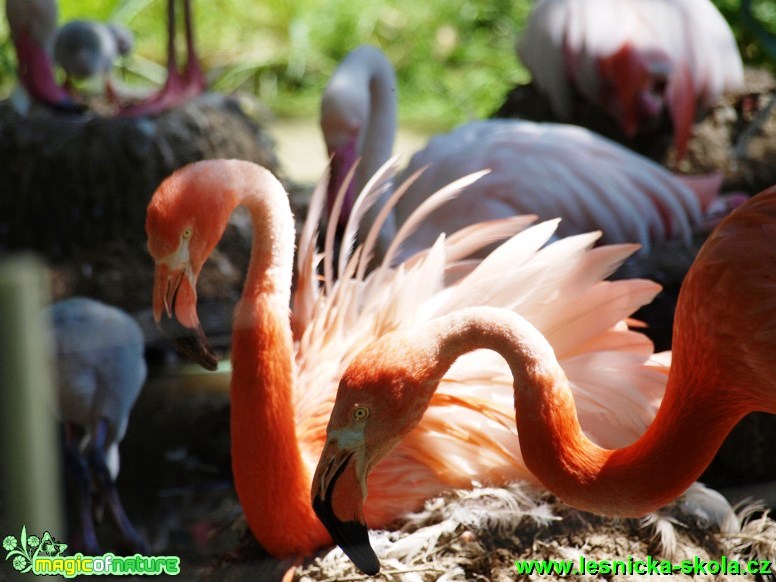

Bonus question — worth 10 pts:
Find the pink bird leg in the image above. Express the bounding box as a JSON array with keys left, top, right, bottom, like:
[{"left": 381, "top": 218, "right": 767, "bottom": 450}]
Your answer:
[{"left": 121, "top": 0, "right": 205, "bottom": 117}]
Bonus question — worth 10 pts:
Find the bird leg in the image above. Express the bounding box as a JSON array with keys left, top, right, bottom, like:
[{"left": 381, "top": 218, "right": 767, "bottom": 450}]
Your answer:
[
  {"left": 121, "top": 0, "right": 204, "bottom": 116},
  {"left": 87, "top": 417, "right": 148, "bottom": 554},
  {"left": 63, "top": 423, "right": 101, "bottom": 555},
  {"left": 155, "top": 0, "right": 187, "bottom": 101},
  {"left": 183, "top": 0, "right": 206, "bottom": 94},
  {"left": 120, "top": 0, "right": 184, "bottom": 116}
]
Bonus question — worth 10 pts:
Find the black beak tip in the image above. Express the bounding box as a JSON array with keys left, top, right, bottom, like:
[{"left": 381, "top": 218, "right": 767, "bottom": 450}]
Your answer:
[
  {"left": 353, "top": 551, "right": 381, "bottom": 576},
  {"left": 312, "top": 495, "right": 381, "bottom": 576},
  {"left": 158, "top": 314, "right": 219, "bottom": 371},
  {"left": 198, "top": 351, "right": 219, "bottom": 372}
]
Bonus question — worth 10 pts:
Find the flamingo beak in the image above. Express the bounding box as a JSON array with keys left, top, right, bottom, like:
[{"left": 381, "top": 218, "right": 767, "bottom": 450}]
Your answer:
[
  {"left": 311, "top": 441, "right": 379, "bottom": 575},
  {"left": 327, "top": 139, "right": 359, "bottom": 227},
  {"left": 665, "top": 62, "right": 695, "bottom": 162},
  {"left": 598, "top": 43, "right": 670, "bottom": 138},
  {"left": 152, "top": 262, "right": 218, "bottom": 371}
]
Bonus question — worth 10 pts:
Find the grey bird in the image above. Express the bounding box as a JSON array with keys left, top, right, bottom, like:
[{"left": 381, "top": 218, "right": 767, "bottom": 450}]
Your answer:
[{"left": 49, "top": 297, "right": 147, "bottom": 554}]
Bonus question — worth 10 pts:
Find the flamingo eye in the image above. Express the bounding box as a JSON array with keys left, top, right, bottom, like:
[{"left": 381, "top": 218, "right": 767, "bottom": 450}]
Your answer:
[
  {"left": 182, "top": 227, "right": 193, "bottom": 240},
  {"left": 352, "top": 406, "right": 369, "bottom": 421}
]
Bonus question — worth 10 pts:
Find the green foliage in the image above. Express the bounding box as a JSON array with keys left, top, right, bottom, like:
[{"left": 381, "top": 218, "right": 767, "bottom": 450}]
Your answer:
[
  {"left": 0, "top": 0, "right": 773, "bottom": 127},
  {"left": 714, "top": 0, "right": 776, "bottom": 63}
]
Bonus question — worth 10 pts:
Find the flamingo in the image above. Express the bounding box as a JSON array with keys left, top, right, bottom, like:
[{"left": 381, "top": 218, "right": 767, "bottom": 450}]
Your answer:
[
  {"left": 54, "top": 21, "right": 134, "bottom": 102},
  {"left": 517, "top": 0, "right": 744, "bottom": 161},
  {"left": 5, "top": 0, "right": 79, "bottom": 110},
  {"left": 121, "top": 0, "right": 205, "bottom": 116},
  {"left": 321, "top": 46, "right": 730, "bottom": 262},
  {"left": 312, "top": 185, "right": 776, "bottom": 574},
  {"left": 147, "top": 158, "right": 715, "bottom": 560},
  {"left": 49, "top": 297, "right": 147, "bottom": 554}
]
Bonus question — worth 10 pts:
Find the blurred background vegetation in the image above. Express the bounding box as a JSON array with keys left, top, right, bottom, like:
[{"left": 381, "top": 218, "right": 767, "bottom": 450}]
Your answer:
[{"left": 0, "top": 0, "right": 774, "bottom": 128}]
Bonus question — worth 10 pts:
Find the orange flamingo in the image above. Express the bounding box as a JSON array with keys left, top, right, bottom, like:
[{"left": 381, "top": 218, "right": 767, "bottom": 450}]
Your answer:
[
  {"left": 146, "top": 159, "right": 675, "bottom": 558},
  {"left": 517, "top": 0, "right": 744, "bottom": 160},
  {"left": 312, "top": 185, "right": 776, "bottom": 574}
]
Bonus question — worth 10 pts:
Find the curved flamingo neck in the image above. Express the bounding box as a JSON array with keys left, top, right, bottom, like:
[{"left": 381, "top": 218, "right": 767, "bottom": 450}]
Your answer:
[
  {"left": 358, "top": 49, "right": 399, "bottom": 253},
  {"left": 353, "top": 49, "right": 397, "bottom": 196},
  {"left": 227, "top": 171, "right": 330, "bottom": 555},
  {"left": 323, "top": 47, "right": 398, "bottom": 246},
  {"left": 415, "top": 307, "right": 745, "bottom": 517}
]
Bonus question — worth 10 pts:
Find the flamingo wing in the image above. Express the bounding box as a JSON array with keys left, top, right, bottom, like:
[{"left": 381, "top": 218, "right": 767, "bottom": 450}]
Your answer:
[
  {"left": 291, "top": 159, "right": 669, "bottom": 526},
  {"left": 394, "top": 120, "right": 702, "bottom": 256}
]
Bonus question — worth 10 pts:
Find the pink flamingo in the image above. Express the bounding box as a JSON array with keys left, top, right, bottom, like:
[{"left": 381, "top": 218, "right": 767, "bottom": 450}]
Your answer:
[
  {"left": 5, "top": 0, "right": 78, "bottom": 110},
  {"left": 121, "top": 0, "right": 205, "bottom": 116},
  {"left": 146, "top": 158, "right": 678, "bottom": 559},
  {"left": 517, "top": 0, "right": 744, "bottom": 160},
  {"left": 321, "top": 46, "right": 733, "bottom": 263},
  {"left": 312, "top": 185, "right": 776, "bottom": 574}
]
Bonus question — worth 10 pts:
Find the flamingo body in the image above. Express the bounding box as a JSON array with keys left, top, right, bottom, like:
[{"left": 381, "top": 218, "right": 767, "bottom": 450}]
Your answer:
[
  {"left": 312, "top": 186, "right": 776, "bottom": 574},
  {"left": 50, "top": 297, "right": 147, "bottom": 553},
  {"left": 52, "top": 298, "right": 146, "bottom": 451},
  {"left": 517, "top": 0, "right": 744, "bottom": 159},
  {"left": 322, "top": 46, "right": 726, "bottom": 262},
  {"left": 396, "top": 119, "right": 705, "bottom": 255},
  {"left": 146, "top": 159, "right": 671, "bottom": 558}
]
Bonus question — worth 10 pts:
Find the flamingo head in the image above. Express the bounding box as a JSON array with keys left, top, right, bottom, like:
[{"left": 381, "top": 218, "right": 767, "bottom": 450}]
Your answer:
[
  {"left": 146, "top": 162, "right": 240, "bottom": 371},
  {"left": 311, "top": 330, "right": 445, "bottom": 575},
  {"left": 597, "top": 43, "right": 674, "bottom": 137}
]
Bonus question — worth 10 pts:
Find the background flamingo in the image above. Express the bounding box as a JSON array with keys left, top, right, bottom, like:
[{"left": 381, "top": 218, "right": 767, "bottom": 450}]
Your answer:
[
  {"left": 312, "top": 185, "right": 776, "bottom": 574},
  {"left": 517, "top": 0, "right": 744, "bottom": 161},
  {"left": 54, "top": 20, "right": 134, "bottom": 102},
  {"left": 5, "top": 0, "right": 78, "bottom": 110},
  {"left": 147, "top": 158, "right": 731, "bottom": 561},
  {"left": 49, "top": 297, "right": 147, "bottom": 554},
  {"left": 322, "top": 46, "right": 730, "bottom": 263},
  {"left": 121, "top": 0, "right": 205, "bottom": 116}
]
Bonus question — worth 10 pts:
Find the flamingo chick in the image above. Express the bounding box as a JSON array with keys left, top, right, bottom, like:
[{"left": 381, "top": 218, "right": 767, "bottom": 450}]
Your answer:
[
  {"left": 148, "top": 159, "right": 697, "bottom": 560},
  {"left": 312, "top": 185, "right": 776, "bottom": 574},
  {"left": 54, "top": 21, "right": 134, "bottom": 102},
  {"left": 517, "top": 0, "right": 744, "bottom": 160},
  {"left": 121, "top": 0, "right": 205, "bottom": 117},
  {"left": 5, "top": 0, "right": 78, "bottom": 110},
  {"left": 49, "top": 297, "right": 147, "bottom": 554},
  {"left": 322, "top": 46, "right": 729, "bottom": 262}
]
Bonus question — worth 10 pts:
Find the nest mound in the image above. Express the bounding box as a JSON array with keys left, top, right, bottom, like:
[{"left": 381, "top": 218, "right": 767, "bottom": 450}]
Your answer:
[
  {"left": 0, "top": 93, "right": 279, "bottom": 257},
  {"left": 0, "top": 93, "right": 287, "bottom": 353},
  {"left": 199, "top": 483, "right": 776, "bottom": 581}
]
